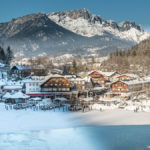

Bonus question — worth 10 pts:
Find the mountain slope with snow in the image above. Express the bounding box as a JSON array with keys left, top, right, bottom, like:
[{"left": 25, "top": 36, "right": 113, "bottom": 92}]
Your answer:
[
  {"left": 48, "top": 8, "right": 149, "bottom": 43},
  {"left": 0, "top": 9, "right": 149, "bottom": 57}
]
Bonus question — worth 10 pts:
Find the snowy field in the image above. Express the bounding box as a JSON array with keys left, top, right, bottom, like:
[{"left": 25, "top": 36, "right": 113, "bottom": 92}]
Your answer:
[
  {"left": 1, "top": 103, "right": 150, "bottom": 133},
  {"left": 1, "top": 103, "right": 150, "bottom": 150}
]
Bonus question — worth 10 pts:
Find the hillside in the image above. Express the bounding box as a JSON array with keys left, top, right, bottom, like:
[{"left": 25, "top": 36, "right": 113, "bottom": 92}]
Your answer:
[{"left": 101, "top": 38, "right": 150, "bottom": 76}]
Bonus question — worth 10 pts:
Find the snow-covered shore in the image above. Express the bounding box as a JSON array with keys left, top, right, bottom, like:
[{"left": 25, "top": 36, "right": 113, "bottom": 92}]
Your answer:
[{"left": 1, "top": 103, "right": 150, "bottom": 133}]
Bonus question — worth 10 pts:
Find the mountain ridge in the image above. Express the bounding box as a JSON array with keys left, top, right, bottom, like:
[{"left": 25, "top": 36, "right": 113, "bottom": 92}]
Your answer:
[
  {"left": 0, "top": 9, "right": 149, "bottom": 58},
  {"left": 48, "top": 8, "right": 149, "bottom": 43}
]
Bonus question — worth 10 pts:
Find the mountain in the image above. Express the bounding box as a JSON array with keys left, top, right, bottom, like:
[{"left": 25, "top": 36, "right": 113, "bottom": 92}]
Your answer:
[
  {"left": 0, "top": 9, "right": 149, "bottom": 58},
  {"left": 48, "top": 8, "right": 149, "bottom": 43},
  {"left": 0, "top": 13, "right": 86, "bottom": 57}
]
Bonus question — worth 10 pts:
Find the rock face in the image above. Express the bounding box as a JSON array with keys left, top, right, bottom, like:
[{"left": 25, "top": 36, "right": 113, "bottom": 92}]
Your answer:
[
  {"left": 0, "top": 9, "right": 149, "bottom": 58},
  {"left": 49, "top": 8, "right": 149, "bottom": 43}
]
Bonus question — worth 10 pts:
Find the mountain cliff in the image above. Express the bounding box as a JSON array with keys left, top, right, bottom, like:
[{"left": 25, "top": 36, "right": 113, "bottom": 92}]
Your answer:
[{"left": 49, "top": 8, "right": 149, "bottom": 43}]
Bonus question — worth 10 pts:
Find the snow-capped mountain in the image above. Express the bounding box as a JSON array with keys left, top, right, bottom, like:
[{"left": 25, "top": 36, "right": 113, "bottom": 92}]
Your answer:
[
  {"left": 0, "top": 9, "right": 149, "bottom": 58},
  {"left": 48, "top": 8, "right": 149, "bottom": 43}
]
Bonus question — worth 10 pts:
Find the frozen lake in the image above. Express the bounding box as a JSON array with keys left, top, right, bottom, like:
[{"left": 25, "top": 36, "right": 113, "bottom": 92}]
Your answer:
[{"left": 1, "top": 125, "right": 150, "bottom": 150}]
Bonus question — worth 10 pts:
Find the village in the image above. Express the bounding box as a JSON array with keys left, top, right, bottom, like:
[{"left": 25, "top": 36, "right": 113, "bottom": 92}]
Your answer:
[{"left": 1, "top": 61, "right": 150, "bottom": 113}]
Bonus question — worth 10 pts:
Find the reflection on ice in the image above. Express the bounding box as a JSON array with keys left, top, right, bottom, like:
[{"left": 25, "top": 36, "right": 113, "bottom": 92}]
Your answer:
[
  {"left": 0, "top": 128, "right": 105, "bottom": 150},
  {"left": 0, "top": 126, "right": 150, "bottom": 150}
]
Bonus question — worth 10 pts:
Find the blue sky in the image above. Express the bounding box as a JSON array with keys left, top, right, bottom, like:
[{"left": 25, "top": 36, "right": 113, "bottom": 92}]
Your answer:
[{"left": 0, "top": 0, "right": 150, "bottom": 32}]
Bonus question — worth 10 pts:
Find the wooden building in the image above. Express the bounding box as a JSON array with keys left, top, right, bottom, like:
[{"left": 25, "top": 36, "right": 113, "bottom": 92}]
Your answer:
[
  {"left": 41, "top": 75, "right": 72, "bottom": 92},
  {"left": 10, "top": 65, "right": 31, "bottom": 78},
  {"left": 88, "top": 71, "right": 106, "bottom": 86},
  {"left": 112, "top": 81, "right": 129, "bottom": 93},
  {"left": 88, "top": 70, "right": 119, "bottom": 86},
  {"left": 10, "top": 65, "right": 46, "bottom": 78},
  {"left": 117, "top": 74, "right": 138, "bottom": 81},
  {"left": 112, "top": 79, "right": 150, "bottom": 93}
]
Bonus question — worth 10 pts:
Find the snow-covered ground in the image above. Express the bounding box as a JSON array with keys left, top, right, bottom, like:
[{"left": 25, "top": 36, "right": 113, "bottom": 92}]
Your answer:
[{"left": 1, "top": 103, "right": 150, "bottom": 133}]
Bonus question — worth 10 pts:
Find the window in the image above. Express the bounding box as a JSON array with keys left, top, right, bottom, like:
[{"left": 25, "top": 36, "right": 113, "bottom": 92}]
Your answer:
[
  {"left": 62, "top": 88, "right": 66, "bottom": 91},
  {"left": 53, "top": 88, "right": 57, "bottom": 91},
  {"left": 49, "top": 88, "right": 52, "bottom": 91},
  {"left": 58, "top": 88, "right": 62, "bottom": 91}
]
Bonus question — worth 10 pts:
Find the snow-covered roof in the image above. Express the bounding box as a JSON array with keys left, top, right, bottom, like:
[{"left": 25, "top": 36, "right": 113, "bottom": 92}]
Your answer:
[
  {"left": 3, "top": 92, "right": 12, "bottom": 99},
  {"left": 30, "top": 97, "right": 42, "bottom": 101},
  {"left": 113, "top": 79, "right": 150, "bottom": 86},
  {"left": 0, "top": 80, "right": 6, "bottom": 86},
  {"left": 11, "top": 91, "right": 30, "bottom": 99},
  {"left": 69, "top": 77, "right": 85, "bottom": 82},
  {"left": 99, "top": 71, "right": 118, "bottom": 77},
  {"left": 3, "top": 85, "right": 22, "bottom": 90},
  {"left": 88, "top": 70, "right": 118, "bottom": 77},
  {"left": 3, "top": 91, "right": 29, "bottom": 99},
  {"left": 79, "top": 97, "right": 93, "bottom": 101},
  {"left": 99, "top": 98, "right": 119, "bottom": 102},
  {"left": 93, "top": 87, "right": 106, "bottom": 91},
  {"left": 118, "top": 73, "right": 139, "bottom": 78},
  {"left": 22, "top": 78, "right": 44, "bottom": 83},
  {"left": 53, "top": 97, "right": 67, "bottom": 101},
  {"left": 39, "top": 74, "right": 66, "bottom": 86}
]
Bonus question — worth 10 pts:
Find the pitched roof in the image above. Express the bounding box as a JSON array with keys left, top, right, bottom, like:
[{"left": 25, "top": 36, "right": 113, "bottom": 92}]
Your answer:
[
  {"left": 118, "top": 73, "right": 139, "bottom": 78},
  {"left": 89, "top": 70, "right": 118, "bottom": 77},
  {"left": 113, "top": 78, "right": 150, "bottom": 86}
]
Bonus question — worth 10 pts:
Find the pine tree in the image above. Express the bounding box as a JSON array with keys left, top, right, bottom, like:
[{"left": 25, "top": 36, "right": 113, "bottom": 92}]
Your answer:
[
  {"left": 0, "top": 46, "right": 6, "bottom": 63},
  {"left": 71, "top": 60, "right": 77, "bottom": 74},
  {"left": 6, "top": 46, "right": 13, "bottom": 65}
]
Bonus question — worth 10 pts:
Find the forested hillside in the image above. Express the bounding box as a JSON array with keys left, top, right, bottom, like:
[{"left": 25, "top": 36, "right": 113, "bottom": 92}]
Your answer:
[{"left": 101, "top": 38, "right": 150, "bottom": 76}]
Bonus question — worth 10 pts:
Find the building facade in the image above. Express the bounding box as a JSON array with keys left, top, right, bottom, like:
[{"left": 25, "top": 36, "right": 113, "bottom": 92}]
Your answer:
[
  {"left": 41, "top": 76, "right": 72, "bottom": 92},
  {"left": 88, "top": 71, "right": 106, "bottom": 86},
  {"left": 112, "top": 80, "right": 150, "bottom": 93}
]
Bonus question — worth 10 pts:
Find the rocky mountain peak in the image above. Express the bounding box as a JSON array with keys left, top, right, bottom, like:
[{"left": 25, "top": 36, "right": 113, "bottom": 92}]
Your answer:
[
  {"left": 11, "top": 13, "right": 46, "bottom": 24},
  {"left": 50, "top": 8, "right": 92, "bottom": 20},
  {"left": 0, "top": 13, "right": 53, "bottom": 38},
  {"left": 48, "top": 8, "right": 149, "bottom": 42},
  {"left": 119, "top": 21, "right": 144, "bottom": 32}
]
